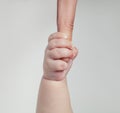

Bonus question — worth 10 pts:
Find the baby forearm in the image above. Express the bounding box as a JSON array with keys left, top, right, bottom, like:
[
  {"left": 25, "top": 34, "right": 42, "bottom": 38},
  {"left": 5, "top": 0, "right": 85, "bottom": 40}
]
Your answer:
[{"left": 36, "top": 77, "right": 73, "bottom": 113}]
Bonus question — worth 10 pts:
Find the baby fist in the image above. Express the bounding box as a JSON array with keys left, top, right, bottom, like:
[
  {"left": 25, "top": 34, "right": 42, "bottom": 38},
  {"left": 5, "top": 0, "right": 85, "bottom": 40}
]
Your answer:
[{"left": 43, "top": 32, "right": 78, "bottom": 81}]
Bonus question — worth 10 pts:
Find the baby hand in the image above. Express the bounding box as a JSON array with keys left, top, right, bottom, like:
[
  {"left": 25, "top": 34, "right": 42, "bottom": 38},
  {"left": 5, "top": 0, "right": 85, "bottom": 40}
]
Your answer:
[{"left": 43, "top": 32, "right": 78, "bottom": 81}]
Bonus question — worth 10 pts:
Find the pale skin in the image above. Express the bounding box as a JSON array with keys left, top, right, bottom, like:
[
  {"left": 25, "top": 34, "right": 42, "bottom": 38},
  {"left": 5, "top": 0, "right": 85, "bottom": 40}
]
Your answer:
[{"left": 36, "top": 0, "right": 78, "bottom": 113}]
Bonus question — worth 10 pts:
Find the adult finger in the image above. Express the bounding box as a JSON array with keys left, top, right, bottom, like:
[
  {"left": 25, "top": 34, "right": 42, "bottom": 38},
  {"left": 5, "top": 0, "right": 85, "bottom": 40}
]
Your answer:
[{"left": 57, "top": 0, "right": 77, "bottom": 40}]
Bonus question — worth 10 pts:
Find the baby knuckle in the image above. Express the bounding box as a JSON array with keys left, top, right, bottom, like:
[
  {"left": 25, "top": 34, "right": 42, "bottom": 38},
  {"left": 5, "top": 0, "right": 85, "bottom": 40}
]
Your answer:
[
  {"left": 48, "top": 49, "right": 55, "bottom": 58},
  {"left": 48, "top": 41, "right": 55, "bottom": 49},
  {"left": 56, "top": 61, "right": 67, "bottom": 70},
  {"left": 63, "top": 49, "right": 71, "bottom": 56},
  {"left": 48, "top": 33, "right": 55, "bottom": 42},
  {"left": 45, "top": 59, "right": 50, "bottom": 66},
  {"left": 54, "top": 49, "right": 60, "bottom": 56},
  {"left": 52, "top": 39, "right": 58, "bottom": 47}
]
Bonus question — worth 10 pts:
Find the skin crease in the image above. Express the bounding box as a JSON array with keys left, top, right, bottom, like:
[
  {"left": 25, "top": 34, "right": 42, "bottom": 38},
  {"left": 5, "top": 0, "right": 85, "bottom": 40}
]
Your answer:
[{"left": 36, "top": 0, "right": 78, "bottom": 113}]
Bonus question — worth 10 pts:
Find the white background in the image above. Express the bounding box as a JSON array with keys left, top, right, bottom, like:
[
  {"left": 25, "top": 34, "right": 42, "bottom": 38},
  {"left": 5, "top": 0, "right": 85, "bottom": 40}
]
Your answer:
[{"left": 0, "top": 0, "right": 120, "bottom": 113}]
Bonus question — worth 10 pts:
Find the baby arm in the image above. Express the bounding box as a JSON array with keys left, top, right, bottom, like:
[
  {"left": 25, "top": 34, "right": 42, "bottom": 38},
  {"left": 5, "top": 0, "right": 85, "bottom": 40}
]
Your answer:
[{"left": 36, "top": 32, "right": 78, "bottom": 113}]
